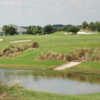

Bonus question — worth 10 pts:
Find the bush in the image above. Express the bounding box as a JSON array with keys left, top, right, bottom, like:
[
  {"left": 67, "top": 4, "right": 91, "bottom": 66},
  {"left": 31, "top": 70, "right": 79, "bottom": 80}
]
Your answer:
[
  {"left": 67, "top": 26, "right": 80, "bottom": 34},
  {"left": 43, "top": 25, "right": 55, "bottom": 34},
  {"left": 32, "top": 42, "right": 39, "bottom": 48},
  {"left": 0, "top": 43, "right": 39, "bottom": 58},
  {"left": 37, "top": 48, "right": 100, "bottom": 62},
  {"left": 2, "top": 25, "right": 17, "bottom": 35},
  {"left": 27, "top": 26, "right": 42, "bottom": 35}
]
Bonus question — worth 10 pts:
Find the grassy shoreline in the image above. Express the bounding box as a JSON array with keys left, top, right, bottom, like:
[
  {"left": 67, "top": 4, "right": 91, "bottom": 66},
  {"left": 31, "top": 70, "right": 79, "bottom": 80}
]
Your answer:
[
  {"left": 0, "top": 85, "right": 100, "bottom": 100},
  {"left": 0, "top": 61, "right": 100, "bottom": 74}
]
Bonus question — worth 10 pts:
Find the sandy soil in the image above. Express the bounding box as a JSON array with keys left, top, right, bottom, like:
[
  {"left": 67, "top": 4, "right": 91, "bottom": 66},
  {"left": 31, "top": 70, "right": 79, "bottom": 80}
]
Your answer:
[
  {"left": 54, "top": 62, "right": 81, "bottom": 71},
  {"left": 10, "top": 40, "right": 31, "bottom": 43},
  {"left": 0, "top": 39, "right": 3, "bottom": 42}
]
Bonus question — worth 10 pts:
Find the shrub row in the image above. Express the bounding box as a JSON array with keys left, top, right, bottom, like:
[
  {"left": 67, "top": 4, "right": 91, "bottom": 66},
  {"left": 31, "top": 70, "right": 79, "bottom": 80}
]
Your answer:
[
  {"left": 0, "top": 42, "right": 39, "bottom": 58},
  {"left": 38, "top": 48, "right": 100, "bottom": 62}
]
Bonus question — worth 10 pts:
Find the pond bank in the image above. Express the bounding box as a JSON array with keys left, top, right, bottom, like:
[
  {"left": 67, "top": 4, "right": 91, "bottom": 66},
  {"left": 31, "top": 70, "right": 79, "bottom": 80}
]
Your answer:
[
  {"left": 0, "top": 62, "right": 100, "bottom": 76},
  {"left": 0, "top": 68, "right": 100, "bottom": 95},
  {"left": 0, "top": 85, "right": 100, "bottom": 100}
]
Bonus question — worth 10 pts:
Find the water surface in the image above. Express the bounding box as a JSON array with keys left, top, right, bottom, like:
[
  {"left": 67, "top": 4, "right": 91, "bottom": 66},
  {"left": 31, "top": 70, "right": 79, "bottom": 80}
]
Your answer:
[{"left": 0, "top": 69, "right": 100, "bottom": 94}]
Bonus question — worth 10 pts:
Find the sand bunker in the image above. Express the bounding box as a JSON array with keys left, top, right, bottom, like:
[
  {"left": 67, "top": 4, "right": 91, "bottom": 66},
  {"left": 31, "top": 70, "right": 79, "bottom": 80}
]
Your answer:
[
  {"left": 54, "top": 62, "right": 81, "bottom": 71},
  {"left": 10, "top": 40, "right": 31, "bottom": 43},
  {"left": 0, "top": 39, "right": 3, "bottom": 42}
]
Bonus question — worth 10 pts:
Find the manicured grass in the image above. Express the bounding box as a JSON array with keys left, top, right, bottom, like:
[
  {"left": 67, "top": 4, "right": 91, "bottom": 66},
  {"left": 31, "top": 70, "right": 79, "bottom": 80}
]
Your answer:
[
  {"left": 65, "top": 62, "right": 100, "bottom": 74},
  {"left": 0, "top": 32, "right": 100, "bottom": 73},
  {"left": 0, "top": 33, "right": 100, "bottom": 100},
  {"left": 0, "top": 85, "right": 100, "bottom": 100}
]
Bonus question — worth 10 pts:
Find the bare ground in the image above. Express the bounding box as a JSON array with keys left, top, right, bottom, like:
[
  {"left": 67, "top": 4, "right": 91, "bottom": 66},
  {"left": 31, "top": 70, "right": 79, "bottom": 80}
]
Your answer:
[
  {"left": 54, "top": 62, "right": 81, "bottom": 71},
  {"left": 10, "top": 40, "right": 31, "bottom": 43},
  {"left": 0, "top": 39, "right": 3, "bottom": 42}
]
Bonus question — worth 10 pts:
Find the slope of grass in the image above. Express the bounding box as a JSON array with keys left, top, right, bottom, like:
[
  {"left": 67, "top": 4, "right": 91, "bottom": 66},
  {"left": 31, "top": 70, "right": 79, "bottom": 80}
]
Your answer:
[
  {"left": 0, "top": 32, "right": 100, "bottom": 72},
  {"left": 0, "top": 85, "right": 100, "bottom": 100}
]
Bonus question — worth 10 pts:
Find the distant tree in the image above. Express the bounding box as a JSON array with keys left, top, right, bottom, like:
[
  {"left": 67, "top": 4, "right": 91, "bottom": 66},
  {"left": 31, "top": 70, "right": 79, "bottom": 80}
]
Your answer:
[
  {"left": 43, "top": 25, "right": 54, "bottom": 34},
  {"left": 88, "top": 22, "right": 96, "bottom": 31},
  {"left": 63, "top": 25, "right": 73, "bottom": 32},
  {"left": 82, "top": 21, "right": 88, "bottom": 29},
  {"left": 95, "top": 22, "right": 100, "bottom": 32},
  {"left": 35, "top": 26, "right": 42, "bottom": 34},
  {"left": 2, "top": 25, "right": 9, "bottom": 35},
  {"left": 2, "top": 25, "right": 17, "bottom": 35},
  {"left": 67, "top": 26, "right": 80, "bottom": 34},
  {"left": 26, "top": 26, "right": 33, "bottom": 34},
  {"left": 52, "top": 24, "right": 65, "bottom": 32},
  {"left": 27, "top": 26, "right": 42, "bottom": 35}
]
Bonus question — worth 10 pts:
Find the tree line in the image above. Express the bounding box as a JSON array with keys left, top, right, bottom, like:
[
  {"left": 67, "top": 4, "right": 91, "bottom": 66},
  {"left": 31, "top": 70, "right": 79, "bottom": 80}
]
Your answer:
[
  {"left": 82, "top": 21, "right": 100, "bottom": 32},
  {"left": 1, "top": 21, "right": 100, "bottom": 35},
  {"left": 2, "top": 25, "right": 56, "bottom": 35}
]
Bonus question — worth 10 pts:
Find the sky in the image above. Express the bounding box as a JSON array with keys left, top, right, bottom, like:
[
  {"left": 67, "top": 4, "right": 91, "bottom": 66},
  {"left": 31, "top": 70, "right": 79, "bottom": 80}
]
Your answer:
[{"left": 0, "top": 0, "right": 100, "bottom": 26}]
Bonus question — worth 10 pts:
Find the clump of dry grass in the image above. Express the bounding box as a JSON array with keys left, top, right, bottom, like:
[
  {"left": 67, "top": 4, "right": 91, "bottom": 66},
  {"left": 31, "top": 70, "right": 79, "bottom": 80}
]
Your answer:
[
  {"left": 0, "top": 45, "right": 19, "bottom": 57},
  {"left": 0, "top": 42, "right": 39, "bottom": 58},
  {"left": 37, "top": 48, "right": 100, "bottom": 62},
  {"left": 0, "top": 82, "right": 5, "bottom": 86},
  {"left": 66, "top": 48, "right": 100, "bottom": 62},
  {"left": 10, "top": 82, "right": 23, "bottom": 89},
  {"left": 39, "top": 51, "right": 67, "bottom": 62}
]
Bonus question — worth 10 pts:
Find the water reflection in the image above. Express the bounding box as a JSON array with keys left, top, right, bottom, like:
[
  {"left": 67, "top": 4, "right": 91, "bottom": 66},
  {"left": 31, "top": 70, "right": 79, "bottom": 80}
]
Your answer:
[{"left": 0, "top": 69, "right": 100, "bottom": 94}]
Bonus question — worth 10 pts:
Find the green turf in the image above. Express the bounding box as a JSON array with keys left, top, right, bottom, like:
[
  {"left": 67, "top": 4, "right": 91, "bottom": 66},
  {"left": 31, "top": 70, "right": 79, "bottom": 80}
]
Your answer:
[
  {"left": 0, "top": 32, "right": 100, "bottom": 100},
  {"left": 0, "top": 85, "right": 100, "bottom": 100},
  {"left": 0, "top": 32, "right": 100, "bottom": 72}
]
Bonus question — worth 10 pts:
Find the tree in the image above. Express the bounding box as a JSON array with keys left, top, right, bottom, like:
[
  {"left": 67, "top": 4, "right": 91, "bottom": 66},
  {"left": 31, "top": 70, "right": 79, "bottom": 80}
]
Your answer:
[
  {"left": 26, "top": 26, "right": 33, "bottom": 34},
  {"left": 2, "top": 25, "right": 17, "bottom": 35},
  {"left": 95, "top": 22, "right": 100, "bottom": 32},
  {"left": 43, "top": 25, "right": 54, "bottom": 34},
  {"left": 2, "top": 25, "right": 9, "bottom": 35},
  {"left": 27, "top": 26, "right": 42, "bottom": 35},
  {"left": 52, "top": 24, "right": 65, "bottom": 32},
  {"left": 88, "top": 22, "right": 96, "bottom": 31},
  {"left": 63, "top": 25, "right": 73, "bottom": 32},
  {"left": 82, "top": 21, "right": 88, "bottom": 29},
  {"left": 67, "top": 26, "right": 80, "bottom": 34}
]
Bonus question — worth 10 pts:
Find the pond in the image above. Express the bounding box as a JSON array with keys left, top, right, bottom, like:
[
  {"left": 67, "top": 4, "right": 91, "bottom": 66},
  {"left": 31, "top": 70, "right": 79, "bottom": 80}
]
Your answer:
[{"left": 0, "top": 69, "right": 100, "bottom": 95}]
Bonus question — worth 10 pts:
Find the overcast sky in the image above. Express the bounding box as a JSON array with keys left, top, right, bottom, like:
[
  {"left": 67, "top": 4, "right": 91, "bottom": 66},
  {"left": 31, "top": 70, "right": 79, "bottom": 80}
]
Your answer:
[{"left": 0, "top": 0, "right": 100, "bottom": 26}]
